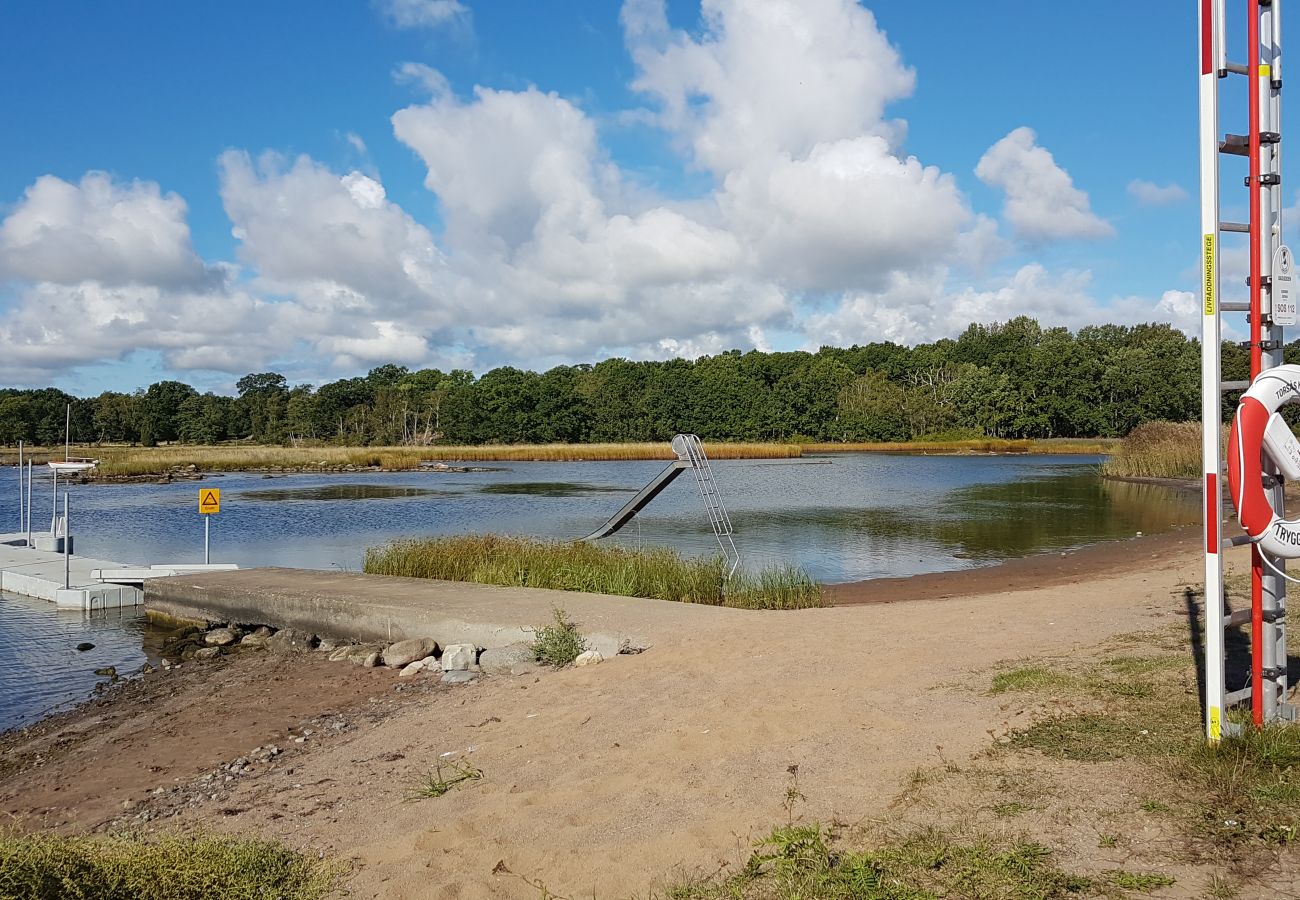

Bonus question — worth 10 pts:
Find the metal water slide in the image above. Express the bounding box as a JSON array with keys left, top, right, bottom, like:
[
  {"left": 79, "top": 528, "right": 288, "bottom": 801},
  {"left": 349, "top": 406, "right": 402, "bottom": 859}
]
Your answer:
[{"left": 580, "top": 433, "right": 741, "bottom": 577}]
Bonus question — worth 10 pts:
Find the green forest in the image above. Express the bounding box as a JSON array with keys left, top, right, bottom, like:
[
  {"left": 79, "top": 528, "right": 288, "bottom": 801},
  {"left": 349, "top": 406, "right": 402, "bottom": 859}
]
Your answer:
[{"left": 0, "top": 317, "right": 1261, "bottom": 447}]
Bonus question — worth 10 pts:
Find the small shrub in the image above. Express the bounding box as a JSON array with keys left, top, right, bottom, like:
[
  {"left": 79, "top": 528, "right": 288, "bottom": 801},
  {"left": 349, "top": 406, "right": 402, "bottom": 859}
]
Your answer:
[{"left": 530, "top": 607, "right": 588, "bottom": 667}]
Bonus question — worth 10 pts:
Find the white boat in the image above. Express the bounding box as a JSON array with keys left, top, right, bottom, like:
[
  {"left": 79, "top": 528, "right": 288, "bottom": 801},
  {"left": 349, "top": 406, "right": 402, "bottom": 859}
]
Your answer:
[
  {"left": 47, "top": 458, "right": 98, "bottom": 474},
  {"left": 46, "top": 404, "right": 97, "bottom": 473}
]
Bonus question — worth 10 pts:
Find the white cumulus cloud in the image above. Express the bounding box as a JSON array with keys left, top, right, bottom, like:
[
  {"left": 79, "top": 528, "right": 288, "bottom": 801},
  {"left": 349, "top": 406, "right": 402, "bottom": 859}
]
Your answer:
[
  {"left": 1127, "top": 179, "right": 1189, "bottom": 206},
  {"left": 0, "top": 172, "right": 205, "bottom": 287},
  {"left": 375, "top": 0, "right": 467, "bottom": 30},
  {"left": 976, "top": 127, "right": 1114, "bottom": 242},
  {"left": 0, "top": 0, "right": 1188, "bottom": 387}
]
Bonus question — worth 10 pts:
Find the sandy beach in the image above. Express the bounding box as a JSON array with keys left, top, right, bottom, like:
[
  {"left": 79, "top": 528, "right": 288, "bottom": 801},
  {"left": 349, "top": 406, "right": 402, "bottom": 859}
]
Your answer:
[{"left": 1, "top": 529, "right": 1288, "bottom": 898}]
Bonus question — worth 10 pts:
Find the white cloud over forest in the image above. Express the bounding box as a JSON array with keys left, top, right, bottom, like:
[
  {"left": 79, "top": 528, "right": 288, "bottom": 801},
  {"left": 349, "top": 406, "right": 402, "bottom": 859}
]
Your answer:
[{"left": 0, "top": 0, "right": 1189, "bottom": 386}]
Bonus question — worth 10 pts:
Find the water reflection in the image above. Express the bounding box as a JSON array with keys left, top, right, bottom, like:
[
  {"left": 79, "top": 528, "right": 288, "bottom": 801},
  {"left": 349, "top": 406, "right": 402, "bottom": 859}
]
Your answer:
[
  {"left": 480, "top": 482, "right": 636, "bottom": 497},
  {"left": 831, "top": 474, "right": 1195, "bottom": 561},
  {"left": 239, "top": 484, "right": 451, "bottom": 502},
  {"left": 0, "top": 592, "right": 161, "bottom": 733}
]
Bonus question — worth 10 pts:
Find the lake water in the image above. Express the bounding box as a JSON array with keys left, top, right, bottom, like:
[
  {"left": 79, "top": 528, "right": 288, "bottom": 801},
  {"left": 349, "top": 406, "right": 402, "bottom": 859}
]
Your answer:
[{"left": 0, "top": 453, "right": 1198, "bottom": 731}]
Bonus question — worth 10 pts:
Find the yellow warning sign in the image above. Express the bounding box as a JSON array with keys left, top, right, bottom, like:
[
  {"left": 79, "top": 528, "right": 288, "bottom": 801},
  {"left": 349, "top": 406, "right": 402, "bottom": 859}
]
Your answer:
[
  {"left": 1209, "top": 706, "right": 1222, "bottom": 742},
  {"left": 1204, "top": 233, "right": 1216, "bottom": 316},
  {"left": 199, "top": 488, "right": 221, "bottom": 515}
]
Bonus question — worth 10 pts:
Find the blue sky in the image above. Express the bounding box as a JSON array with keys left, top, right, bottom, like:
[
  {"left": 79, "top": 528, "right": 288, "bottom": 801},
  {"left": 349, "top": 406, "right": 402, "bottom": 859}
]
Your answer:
[{"left": 0, "top": 1, "right": 1215, "bottom": 394}]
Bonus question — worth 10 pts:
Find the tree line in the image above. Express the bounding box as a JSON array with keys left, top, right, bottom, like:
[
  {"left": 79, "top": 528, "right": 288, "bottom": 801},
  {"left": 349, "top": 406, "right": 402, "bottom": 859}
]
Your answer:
[{"left": 0, "top": 317, "right": 1264, "bottom": 447}]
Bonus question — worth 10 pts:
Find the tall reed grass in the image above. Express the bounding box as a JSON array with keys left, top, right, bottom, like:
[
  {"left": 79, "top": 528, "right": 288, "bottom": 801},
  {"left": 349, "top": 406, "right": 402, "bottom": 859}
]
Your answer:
[
  {"left": 83, "top": 442, "right": 803, "bottom": 476},
  {"left": 804, "top": 437, "right": 1118, "bottom": 455},
  {"left": 363, "top": 534, "right": 824, "bottom": 610},
  {"left": 1099, "top": 421, "right": 1201, "bottom": 479}
]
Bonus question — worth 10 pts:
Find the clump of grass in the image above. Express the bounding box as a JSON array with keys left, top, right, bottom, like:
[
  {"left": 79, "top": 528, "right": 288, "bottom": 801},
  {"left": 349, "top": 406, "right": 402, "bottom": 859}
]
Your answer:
[
  {"left": 724, "top": 566, "right": 823, "bottom": 611},
  {"left": 1177, "top": 724, "right": 1300, "bottom": 844},
  {"left": 407, "top": 760, "right": 483, "bottom": 800},
  {"left": 1100, "top": 421, "right": 1201, "bottom": 479},
  {"left": 363, "top": 535, "right": 825, "bottom": 609},
  {"left": 669, "top": 823, "right": 1170, "bottom": 899},
  {"left": 0, "top": 829, "right": 335, "bottom": 899},
  {"left": 990, "top": 665, "right": 1073, "bottom": 695},
  {"left": 530, "top": 607, "right": 588, "bottom": 667}
]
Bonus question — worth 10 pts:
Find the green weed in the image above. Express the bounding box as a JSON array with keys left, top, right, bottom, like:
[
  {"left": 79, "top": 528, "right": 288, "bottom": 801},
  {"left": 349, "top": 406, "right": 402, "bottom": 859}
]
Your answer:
[
  {"left": 407, "top": 760, "right": 483, "bottom": 800},
  {"left": 530, "top": 607, "right": 588, "bottom": 668}
]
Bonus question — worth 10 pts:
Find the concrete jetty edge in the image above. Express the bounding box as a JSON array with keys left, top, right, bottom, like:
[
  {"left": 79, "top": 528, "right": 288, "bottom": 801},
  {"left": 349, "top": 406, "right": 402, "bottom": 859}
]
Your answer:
[{"left": 144, "top": 568, "right": 752, "bottom": 655}]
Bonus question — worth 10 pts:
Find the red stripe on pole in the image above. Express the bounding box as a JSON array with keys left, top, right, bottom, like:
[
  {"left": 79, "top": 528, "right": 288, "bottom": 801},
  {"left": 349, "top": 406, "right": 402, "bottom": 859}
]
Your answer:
[
  {"left": 1206, "top": 473, "right": 1219, "bottom": 553},
  {"left": 1202, "top": 0, "right": 1214, "bottom": 74},
  {"left": 1249, "top": 0, "right": 1264, "bottom": 730}
]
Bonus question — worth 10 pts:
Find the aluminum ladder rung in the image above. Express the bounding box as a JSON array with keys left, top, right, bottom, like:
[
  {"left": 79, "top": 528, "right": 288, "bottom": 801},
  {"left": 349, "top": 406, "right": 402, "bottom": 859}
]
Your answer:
[
  {"left": 1220, "top": 380, "right": 1251, "bottom": 391},
  {"left": 1226, "top": 609, "right": 1252, "bottom": 628},
  {"left": 1219, "top": 301, "right": 1251, "bottom": 312},
  {"left": 1226, "top": 686, "right": 1253, "bottom": 707},
  {"left": 1220, "top": 134, "right": 1250, "bottom": 155},
  {"left": 1220, "top": 221, "right": 1251, "bottom": 233},
  {"left": 1223, "top": 61, "right": 1251, "bottom": 75}
]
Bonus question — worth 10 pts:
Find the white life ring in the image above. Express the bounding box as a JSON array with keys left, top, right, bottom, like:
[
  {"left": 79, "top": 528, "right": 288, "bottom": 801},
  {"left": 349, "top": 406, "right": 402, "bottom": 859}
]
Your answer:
[{"left": 1227, "top": 364, "right": 1300, "bottom": 557}]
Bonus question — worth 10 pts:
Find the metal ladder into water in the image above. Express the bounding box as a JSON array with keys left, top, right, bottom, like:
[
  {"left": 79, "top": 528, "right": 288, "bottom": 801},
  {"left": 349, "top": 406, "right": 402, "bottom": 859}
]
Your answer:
[{"left": 670, "top": 434, "right": 740, "bottom": 578}]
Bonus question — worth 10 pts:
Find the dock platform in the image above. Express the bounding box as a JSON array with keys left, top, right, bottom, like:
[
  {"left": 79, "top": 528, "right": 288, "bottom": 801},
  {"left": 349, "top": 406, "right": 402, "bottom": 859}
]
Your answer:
[{"left": 0, "top": 534, "right": 143, "bottom": 610}]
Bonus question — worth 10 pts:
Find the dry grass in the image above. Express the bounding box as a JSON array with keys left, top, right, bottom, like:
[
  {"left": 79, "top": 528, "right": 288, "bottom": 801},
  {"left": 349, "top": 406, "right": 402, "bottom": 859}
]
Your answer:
[
  {"left": 76, "top": 442, "right": 803, "bottom": 476},
  {"left": 1099, "top": 422, "right": 1201, "bottom": 479},
  {"left": 804, "top": 438, "right": 1117, "bottom": 455},
  {"left": 363, "top": 534, "right": 825, "bottom": 609}
]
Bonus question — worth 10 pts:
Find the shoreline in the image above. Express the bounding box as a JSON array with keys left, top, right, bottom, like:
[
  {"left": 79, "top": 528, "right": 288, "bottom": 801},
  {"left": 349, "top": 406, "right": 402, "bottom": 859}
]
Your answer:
[{"left": 824, "top": 524, "right": 1198, "bottom": 605}]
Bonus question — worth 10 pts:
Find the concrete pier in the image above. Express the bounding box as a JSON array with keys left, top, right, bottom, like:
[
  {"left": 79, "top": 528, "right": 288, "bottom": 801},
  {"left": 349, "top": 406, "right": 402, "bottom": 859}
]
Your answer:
[
  {"left": 0, "top": 534, "right": 143, "bottom": 610},
  {"left": 144, "top": 568, "right": 743, "bottom": 656}
]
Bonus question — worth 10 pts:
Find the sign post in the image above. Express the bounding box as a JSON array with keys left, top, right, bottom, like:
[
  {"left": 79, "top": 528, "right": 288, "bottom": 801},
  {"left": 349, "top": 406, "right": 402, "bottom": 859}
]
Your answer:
[{"left": 198, "top": 488, "right": 221, "bottom": 563}]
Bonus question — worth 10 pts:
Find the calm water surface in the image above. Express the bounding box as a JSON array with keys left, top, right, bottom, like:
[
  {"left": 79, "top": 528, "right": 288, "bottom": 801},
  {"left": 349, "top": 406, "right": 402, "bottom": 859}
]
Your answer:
[{"left": 0, "top": 453, "right": 1197, "bottom": 731}]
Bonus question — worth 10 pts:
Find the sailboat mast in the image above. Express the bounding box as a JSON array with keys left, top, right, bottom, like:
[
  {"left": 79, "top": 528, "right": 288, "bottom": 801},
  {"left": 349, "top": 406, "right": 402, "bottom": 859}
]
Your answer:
[{"left": 64, "top": 404, "right": 70, "bottom": 462}]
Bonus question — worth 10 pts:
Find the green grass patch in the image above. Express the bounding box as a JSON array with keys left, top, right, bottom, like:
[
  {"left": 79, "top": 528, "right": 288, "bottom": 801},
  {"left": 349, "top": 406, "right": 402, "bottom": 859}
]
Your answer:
[
  {"left": 363, "top": 534, "right": 825, "bottom": 609},
  {"left": 990, "top": 666, "right": 1073, "bottom": 695},
  {"left": 0, "top": 830, "right": 335, "bottom": 899},
  {"left": 993, "top": 633, "right": 1300, "bottom": 852},
  {"left": 667, "top": 824, "right": 1170, "bottom": 899}
]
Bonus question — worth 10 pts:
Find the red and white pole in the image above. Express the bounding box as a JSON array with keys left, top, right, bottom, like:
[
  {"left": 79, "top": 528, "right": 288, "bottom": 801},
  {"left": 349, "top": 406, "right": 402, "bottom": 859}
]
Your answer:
[{"left": 1200, "top": 0, "right": 1225, "bottom": 743}]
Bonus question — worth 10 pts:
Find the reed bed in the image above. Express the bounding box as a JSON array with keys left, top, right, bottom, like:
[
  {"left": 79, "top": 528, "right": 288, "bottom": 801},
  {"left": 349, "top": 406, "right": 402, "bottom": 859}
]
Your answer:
[
  {"left": 80, "top": 441, "right": 802, "bottom": 476},
  {"left": 804, "top": 437, "right": 1118, "bottom": 455},
  {"left": 363, "top": 534, "right": 825, "bottom": 610},
  {"left": 0, "top": 446, "right": 64, "bottom": 466},
  {"left": 1099, "top": 421, "right": 1202, "bottom": 479}
]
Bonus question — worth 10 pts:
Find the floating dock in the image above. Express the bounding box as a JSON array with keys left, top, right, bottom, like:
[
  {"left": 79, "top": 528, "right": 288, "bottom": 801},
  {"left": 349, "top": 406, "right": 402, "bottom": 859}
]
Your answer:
[
  {"left": 0, "top": 534, "right": 238, "bottom": 611},
  {"left": 0, "top": 534, "right": 143, "bottom": 610}
]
